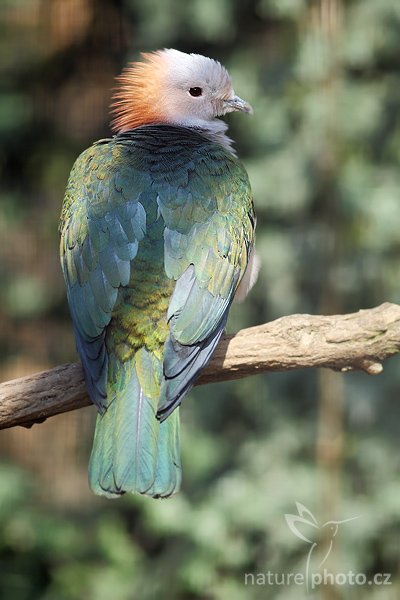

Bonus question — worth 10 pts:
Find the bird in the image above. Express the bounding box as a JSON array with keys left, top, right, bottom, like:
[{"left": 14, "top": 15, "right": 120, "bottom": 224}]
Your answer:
[
  {"left": 285, "top": 502, "right": 359, "bottom": 588},
  {"left": 59, "top": 49, "right": 259, "bottom": 499}
]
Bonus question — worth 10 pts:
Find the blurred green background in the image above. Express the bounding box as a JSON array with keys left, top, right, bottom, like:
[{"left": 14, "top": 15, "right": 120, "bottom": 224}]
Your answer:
[{"left": 0, "top": 0, "right": 400, "bottom": 598}]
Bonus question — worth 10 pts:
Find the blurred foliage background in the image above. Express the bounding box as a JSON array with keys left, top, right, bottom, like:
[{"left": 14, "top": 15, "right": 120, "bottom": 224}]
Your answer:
[{"left": 0, "top": 0, "right": 400, "bottom": 598}]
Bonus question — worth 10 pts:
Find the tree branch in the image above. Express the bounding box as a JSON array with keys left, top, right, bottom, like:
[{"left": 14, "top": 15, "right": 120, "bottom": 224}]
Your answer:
[{"left": 1, "top": 303, "right": 399, "bottom": 430}]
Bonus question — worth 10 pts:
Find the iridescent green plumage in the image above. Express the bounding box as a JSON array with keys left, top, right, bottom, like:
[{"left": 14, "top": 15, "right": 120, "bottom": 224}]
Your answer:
[{"left": 60, "top": 125, "right": 255, "bottom": 498}]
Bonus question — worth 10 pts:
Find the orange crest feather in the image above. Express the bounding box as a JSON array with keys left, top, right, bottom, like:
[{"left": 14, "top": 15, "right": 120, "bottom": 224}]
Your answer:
[{"left": 111, "top": 53, "right": 166, "bottom": 132}]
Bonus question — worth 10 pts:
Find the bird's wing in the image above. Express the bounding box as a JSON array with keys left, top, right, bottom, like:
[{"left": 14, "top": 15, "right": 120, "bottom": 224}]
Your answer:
[
  {"left": 59, "top": 141, "right": 147, "bottom": 412},
  {"left": 156, "top": 132, "right": 256, "bottom": 420}
]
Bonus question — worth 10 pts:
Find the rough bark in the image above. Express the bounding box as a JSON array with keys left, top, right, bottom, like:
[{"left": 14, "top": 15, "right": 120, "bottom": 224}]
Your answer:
[{"left": 1, "top": 303, "right": 399, "bottom": 430}]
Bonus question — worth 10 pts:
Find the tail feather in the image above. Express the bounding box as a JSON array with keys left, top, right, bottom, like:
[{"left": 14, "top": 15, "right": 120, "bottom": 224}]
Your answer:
[
  {"left": 89, "top": 400, "right": 116, "bottom": 498},
  {"left": 148, "top": 409, "right": 182, "bottom": 498},
  {"left": 88, "top": 352, "right": 181, "bottom": 498},
  {"left": 112, "top": 370, "right": 158, "bottom": 493}
]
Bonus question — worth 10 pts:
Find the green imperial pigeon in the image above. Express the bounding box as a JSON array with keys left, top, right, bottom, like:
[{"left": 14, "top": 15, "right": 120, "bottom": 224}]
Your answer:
[{"left": 59, "top": 49, "right": 259, "bottom": 498}]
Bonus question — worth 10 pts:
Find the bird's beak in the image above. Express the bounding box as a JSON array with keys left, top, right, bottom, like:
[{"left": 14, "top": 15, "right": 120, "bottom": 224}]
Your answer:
[{"left": 224, "top": 95, "right": 253, "bottom": 115}]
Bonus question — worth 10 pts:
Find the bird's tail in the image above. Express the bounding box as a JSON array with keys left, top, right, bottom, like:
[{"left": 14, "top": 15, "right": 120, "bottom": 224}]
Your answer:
[{"left": 88, "top": 349, "right": 181, "bottom": 498}]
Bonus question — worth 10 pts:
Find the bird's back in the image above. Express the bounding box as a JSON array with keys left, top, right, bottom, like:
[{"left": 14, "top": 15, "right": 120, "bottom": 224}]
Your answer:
[{"left": 60, "top": 125, "right": 255, "bottom": 497}]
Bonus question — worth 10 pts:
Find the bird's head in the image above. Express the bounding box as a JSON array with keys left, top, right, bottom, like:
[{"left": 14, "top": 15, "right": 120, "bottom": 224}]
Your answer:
[
  {"left": 322, "top": 516, "right": 359, "bottom": 540},
  {"left": 111, "top": 49, "right": 252, "bottom": 132}
]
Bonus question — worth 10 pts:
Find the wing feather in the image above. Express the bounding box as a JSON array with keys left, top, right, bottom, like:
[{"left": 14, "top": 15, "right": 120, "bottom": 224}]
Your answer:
[
  {"left": 60, "top": 145, "right": 146, "bottom": 412},
  {"left": 155, "top": 130, "right": 255, "bottom": 420}
]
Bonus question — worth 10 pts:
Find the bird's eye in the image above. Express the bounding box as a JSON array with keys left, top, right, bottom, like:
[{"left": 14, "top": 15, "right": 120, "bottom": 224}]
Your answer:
[{"left": 189, "top": 87, "right": 202, "bottom": 97}]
